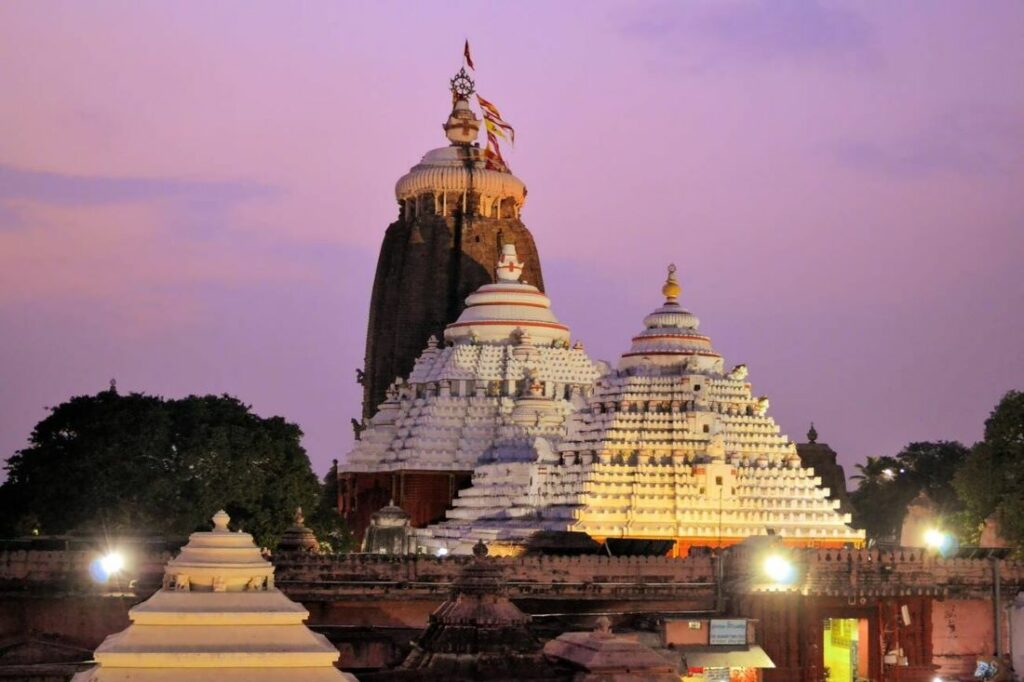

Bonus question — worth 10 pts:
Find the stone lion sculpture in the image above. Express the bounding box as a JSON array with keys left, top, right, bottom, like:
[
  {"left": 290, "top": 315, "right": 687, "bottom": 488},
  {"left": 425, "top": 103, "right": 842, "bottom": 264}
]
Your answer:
[{"left": 727, "top": 364, "right": 749, "bottom": 381}]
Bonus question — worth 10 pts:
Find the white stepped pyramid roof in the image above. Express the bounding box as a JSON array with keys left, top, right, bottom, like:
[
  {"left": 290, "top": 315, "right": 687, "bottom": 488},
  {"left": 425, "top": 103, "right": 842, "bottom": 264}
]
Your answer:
[
  {"left": 345, "top": 244, "right": 599, "bottom": 475},
  {"left": 72, "top": 510, "right": 356, "bottom": 682},
  {"left": 422, "top": 265, "right": 864, "bottom": 553}
]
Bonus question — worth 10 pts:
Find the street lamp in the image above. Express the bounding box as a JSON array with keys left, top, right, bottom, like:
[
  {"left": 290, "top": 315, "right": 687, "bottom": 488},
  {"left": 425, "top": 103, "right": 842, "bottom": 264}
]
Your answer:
[
  {"left": 923, "top": 528, "right": 955, "bottom": 557},
  {"left": 762, "top": 554, "right": 796, "bottom": 585},
  {"left": 89, "top": 550, "right": 126, "bottom": 583}
]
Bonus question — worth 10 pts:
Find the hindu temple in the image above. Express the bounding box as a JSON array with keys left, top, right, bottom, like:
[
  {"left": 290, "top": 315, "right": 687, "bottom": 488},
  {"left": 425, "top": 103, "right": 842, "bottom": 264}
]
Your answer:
[{"left": 3, "top": 57, "right": 1020, "bottom": 682}]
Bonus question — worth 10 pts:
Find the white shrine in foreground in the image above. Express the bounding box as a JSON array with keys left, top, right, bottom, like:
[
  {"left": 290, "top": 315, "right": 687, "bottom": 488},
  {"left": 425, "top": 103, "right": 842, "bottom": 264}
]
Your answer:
[
  {"left": 72, "top": 510, "right": 356, "bottom": 682},
  {"left": 348, "top": 248, "right": 864, "bottom": 556}
]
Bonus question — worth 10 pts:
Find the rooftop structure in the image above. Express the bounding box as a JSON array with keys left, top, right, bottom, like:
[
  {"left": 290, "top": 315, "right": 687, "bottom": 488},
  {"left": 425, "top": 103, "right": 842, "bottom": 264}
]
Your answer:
[
  {"left": 382, "top": 540, "right": 563, "bottom": 680},
  {"left": 423, "top": 266, "right": 864, "bottom": 554},
  {"left": 342, "top": 244, "right": 597, "bottom": 538},
  {"left": 71, "top": 510, "right": 355, "bottom": 682},
  {"left": 543, "top": 617, "right": 679, "bottom": 681},
  {"left": 360, "top": 68, "right": 544, "bottom": 422},
  {"left": 277, "top": 506, "right": 321, "bottom": 554}
]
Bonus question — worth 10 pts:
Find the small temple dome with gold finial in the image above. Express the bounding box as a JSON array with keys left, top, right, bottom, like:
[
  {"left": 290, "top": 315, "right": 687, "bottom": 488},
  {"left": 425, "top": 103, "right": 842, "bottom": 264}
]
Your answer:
[
  {"left": 444, "top": 243, "right": 569, "bottom": 345},
  {"left": 619, "top": 264, "right": 721, "bottom": 371},
  {"left": 394, "top": 69, "right": 527, "bottom": 217}
]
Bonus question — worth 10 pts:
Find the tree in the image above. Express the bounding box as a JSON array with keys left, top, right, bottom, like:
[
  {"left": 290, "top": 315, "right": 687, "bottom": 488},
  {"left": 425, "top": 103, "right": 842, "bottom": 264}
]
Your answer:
[
  {"left": 849, "top": 443, "right": 969, "bottom": 542},
  {"left": 954, "top": 391, "right": 1024, "bottom": 546},
  {"left": 849, "top": 455, "right": 914, "bottom": 541},
  {"left": 0, "top": 388, "right": 321, "bottom": 548},
  {"left": 306, "top": 460, "right": 356, "bottom": 554}
]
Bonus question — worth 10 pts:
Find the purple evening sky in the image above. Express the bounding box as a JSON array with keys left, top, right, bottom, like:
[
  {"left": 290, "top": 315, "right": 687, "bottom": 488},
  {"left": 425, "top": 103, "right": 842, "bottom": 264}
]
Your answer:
[{"left": 1, "top": 2, "right": 1022, "bottom": 481}]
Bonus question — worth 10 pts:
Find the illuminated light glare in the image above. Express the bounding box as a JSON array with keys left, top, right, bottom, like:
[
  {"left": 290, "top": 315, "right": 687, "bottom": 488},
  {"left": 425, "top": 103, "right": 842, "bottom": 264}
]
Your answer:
[
  {"left": 435, "top": 547, "right": 449, "bottom": 557},
  {"left": 89, "top": 551, "right": 126, "bottom": 583},
  {"left": 101, "top": 552, "right": 125, "bottom": 575},
  {"left": 933, "top": 677, "right": 943, "bottom": 682},
  {"left": 882, "top": 468, "right": 895, "bottom": 480},
  {"left": 762, "top": 554, "right": 796, "bottom": 584},
  {"left": 923, "top": 528, "right": 955, "bottom": 556}
]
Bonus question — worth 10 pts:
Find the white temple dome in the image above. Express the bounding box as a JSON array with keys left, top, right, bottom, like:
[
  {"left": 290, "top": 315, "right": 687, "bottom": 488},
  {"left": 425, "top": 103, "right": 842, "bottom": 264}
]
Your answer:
[
  {"left": 619, "top": 264, "right": 722, "bottom": 371},
  {"left": 164, "top": 509, "right": 274, "bottom": 592},
  {"left": 444, "top": 243, "right": 569, "bottom": 345},
  {"left": 394, "top": 98, "right": 527, "bottom": 208}
]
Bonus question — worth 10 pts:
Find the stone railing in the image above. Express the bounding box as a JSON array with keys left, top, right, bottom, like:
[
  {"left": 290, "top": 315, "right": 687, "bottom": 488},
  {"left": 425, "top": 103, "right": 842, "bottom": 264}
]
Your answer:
[
  {"left": 273, "top": 553, "right": 719, "bottom": 602},
  {"left": 2, "top": 541, "right": 1017, "bottom": 601},
  {"left": 0, "top": 538, "right": 176, "bottom": 593}
]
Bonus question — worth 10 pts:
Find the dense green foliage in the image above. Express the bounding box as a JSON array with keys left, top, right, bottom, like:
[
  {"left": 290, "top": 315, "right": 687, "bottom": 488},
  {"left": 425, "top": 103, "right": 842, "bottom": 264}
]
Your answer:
[
  {"left": 849, "top": 442, "right": 969, "bottom": 542},
  {"left": 0, "top": 389, "right": 323, "bottom": 548},
  {"left": 954, "top": 391, "right": 1024, "bottom": 545},
  {"left": 849, "top": 391, "right": 1024, "bottom": 548},
  {"left": 307, "top": 463, "right": 356, "bottom": 553}
]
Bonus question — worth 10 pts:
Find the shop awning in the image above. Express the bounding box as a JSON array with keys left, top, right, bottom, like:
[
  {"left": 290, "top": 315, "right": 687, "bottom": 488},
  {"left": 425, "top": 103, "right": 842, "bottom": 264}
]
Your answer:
[{"left": 681, "top": 645, "right": 775, "bottom": 669}]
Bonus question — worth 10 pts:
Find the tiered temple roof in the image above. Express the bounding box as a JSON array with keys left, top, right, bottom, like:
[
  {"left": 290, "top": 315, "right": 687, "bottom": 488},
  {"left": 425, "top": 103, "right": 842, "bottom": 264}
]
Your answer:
[
  {"left": 345, "top": 244, "right": 599, "bottom": 476},
  {"left": 72, "top": 510, "right": 355, "bottom": 682},
  {"left": 422, "top": 266, "right": 864, "bottom": 554}
]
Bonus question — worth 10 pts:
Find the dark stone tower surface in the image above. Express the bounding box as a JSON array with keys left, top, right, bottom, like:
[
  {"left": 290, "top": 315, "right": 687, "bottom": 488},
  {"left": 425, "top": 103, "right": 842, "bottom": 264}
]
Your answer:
[
  {"left": 796, "top": 423, "right": 853, "bottom": 515},
  {"left": 360, "top": 71, "right": 543, "bottom": 420}
]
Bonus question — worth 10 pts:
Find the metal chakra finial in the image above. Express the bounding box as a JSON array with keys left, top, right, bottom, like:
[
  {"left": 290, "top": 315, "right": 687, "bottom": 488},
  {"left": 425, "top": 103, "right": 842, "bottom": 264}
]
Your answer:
[
  {"left": 450, "top": 67, "right": 475, "bottom": 99},
  {"left": 807, "top": 422, "right": 818, "bottom": 444}
]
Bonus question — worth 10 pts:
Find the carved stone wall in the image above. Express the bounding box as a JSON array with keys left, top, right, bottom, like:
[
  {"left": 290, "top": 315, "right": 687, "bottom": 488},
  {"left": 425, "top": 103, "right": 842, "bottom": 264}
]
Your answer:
[{"left": 1, "top": 545, "right": 1020, "bottom": 680}]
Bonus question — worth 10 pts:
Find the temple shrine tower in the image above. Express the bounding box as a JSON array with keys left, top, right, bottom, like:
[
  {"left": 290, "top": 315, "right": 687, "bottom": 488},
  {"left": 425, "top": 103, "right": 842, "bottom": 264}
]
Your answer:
[{"left": 361, "top": 67, "right": 544, "bottom": 420}]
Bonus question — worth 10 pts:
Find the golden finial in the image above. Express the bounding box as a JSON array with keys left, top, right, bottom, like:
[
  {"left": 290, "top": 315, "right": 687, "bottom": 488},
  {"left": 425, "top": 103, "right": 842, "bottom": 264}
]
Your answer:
[{"left": 662, "top": 263, "right": 681, "bottom": 302}]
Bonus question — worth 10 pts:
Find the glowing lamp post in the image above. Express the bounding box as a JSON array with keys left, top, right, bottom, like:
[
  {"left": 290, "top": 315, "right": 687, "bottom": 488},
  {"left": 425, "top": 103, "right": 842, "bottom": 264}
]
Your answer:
[
  {"left": 762, "top": 553, "right": 797, "bottom": 586},
  {"left": 89, "top": 550, "right": 126, "bottom": 583},
  {"left": 923, "top": 528, "right": 956, "bottom": 557}
]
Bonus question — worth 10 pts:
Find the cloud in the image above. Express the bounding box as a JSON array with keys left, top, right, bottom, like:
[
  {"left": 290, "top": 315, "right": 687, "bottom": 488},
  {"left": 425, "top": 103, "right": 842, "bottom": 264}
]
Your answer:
[
  {"left": 619, "top": 0, "right": 875, "bottom": 68},
  {"left": 834, "top": 110, "right": 1024, "bottom": 178},
  {"left": 0, "top": 163, "right": 275, "bottom": 209},
  {"left": 0, "top": 165, "right": 307, "bottom": 335}
]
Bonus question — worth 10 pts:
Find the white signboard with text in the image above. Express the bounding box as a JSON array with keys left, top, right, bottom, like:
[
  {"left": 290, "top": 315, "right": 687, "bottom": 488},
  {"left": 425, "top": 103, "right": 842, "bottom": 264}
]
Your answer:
[{"left": 709, "top": 619, "right": 747, "bottom": 646}]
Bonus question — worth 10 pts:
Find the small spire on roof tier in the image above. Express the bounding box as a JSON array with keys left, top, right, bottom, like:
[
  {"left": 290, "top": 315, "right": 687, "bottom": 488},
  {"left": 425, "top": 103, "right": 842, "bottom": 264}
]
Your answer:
[
  {"left": 808, "top": 422, "right": 818, "bottom": 444},
  {"left": 662, "top": 263, "right": 681, "bottom": 303},
  {"left": 212, "top": 509, "right": 230, "bottom": 532},
  {"left": 496, "top": 243, "right": 525, "bottom": 282}
]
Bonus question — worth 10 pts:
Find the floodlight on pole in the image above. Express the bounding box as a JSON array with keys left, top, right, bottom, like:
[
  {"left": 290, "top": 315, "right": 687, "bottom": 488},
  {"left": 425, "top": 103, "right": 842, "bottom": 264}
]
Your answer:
[
  {"left": 762, "top": 554, "right": 796, "bottom": 585},
  {"left": 89, "top": 550, "right": 126, "bottom": 583},
  {"left": 923, "top": 528, "right": 955, "bottom": 557}
]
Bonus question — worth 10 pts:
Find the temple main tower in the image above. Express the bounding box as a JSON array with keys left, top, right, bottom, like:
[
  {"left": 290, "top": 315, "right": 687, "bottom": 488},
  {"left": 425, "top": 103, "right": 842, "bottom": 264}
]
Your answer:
[{"left": 361, "top": 68, "right": 544, "bottom": 420}]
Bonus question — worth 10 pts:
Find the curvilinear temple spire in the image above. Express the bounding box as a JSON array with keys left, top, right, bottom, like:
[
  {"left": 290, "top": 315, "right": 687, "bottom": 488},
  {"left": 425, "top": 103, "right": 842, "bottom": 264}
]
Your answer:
[{"left": 360, "top": 66, "right": 544, "bottom": 421}]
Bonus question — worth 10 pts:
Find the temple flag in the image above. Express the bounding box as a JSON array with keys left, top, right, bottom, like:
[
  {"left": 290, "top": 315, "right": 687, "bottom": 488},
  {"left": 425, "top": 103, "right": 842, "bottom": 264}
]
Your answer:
[
  {"left": 476, "top": 94, "right": 502, "bottom": 118},
  {"left": 477, "top": 94, "right": 516, "bottom": 144},
  {"left": 464, "top": 40, "right": 475, "bottom": 70},
  {"left": 485, "top": 118, "right": 511, "bottom": 141},
  {"left": 483, "top": 132, "right": 508, "bottom": 170}
]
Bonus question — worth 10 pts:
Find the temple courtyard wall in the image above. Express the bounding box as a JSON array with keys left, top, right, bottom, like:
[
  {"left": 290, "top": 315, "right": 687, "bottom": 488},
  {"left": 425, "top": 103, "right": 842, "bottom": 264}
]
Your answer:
[{"left": 1, "top": 543, "right": 1020, "bottom": 680}]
